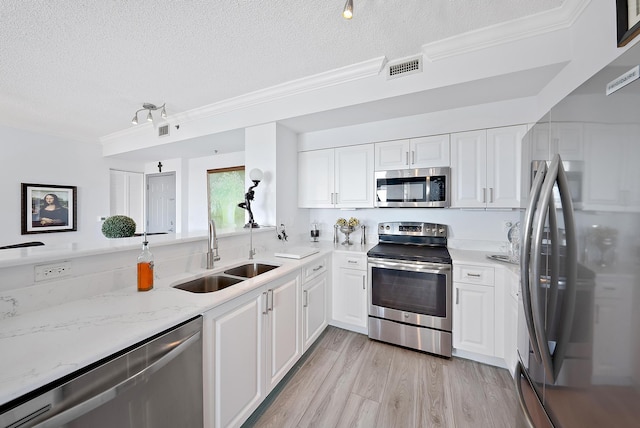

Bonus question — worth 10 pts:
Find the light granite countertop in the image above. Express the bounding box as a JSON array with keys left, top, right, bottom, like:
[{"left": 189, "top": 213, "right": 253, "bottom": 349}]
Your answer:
[
  {"left": 0, "top": 241, "right": 516, "bottom": 407},
  {"left": 0, "top": 248, "right": 331, "bottom": 407}
]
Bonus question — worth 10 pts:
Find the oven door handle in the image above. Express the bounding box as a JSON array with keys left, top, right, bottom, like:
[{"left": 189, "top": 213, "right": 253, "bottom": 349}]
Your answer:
[{"left": 368, "top": 258, "right": 450, "bottom": 274}]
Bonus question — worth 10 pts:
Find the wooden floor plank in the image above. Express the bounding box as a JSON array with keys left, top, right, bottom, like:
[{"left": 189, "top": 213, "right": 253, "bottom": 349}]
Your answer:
[
  {"left": 350, "top": 339, "right": 395, "bottom": 403},
  {"left": 416, "top": 355, "right": 455, "bottom": 427},
  {"left": 296, "top": 332, "right": 368, "bottom": 427},
  {"left": 335, "top": 394, "right": 380, "bottom": 428},
  {"left": 249, "top": 346, "right": 339, "bottom": 428},
  {"left": 247, "top": 327, "right": 523, "bottom": 428},
  {"left": 377, "top": 346, "right": 420, "bottom": 428}
]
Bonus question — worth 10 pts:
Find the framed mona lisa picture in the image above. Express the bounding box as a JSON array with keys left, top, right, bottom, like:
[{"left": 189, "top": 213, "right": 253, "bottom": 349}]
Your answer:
[{"left": 21, "top": 183, "right": 77, "bottom": 234}]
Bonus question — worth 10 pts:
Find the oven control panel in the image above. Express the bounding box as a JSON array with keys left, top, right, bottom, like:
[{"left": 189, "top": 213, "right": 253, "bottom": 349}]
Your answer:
[{"left": 378, "top": 221, "right": 447, "bottom": 237}]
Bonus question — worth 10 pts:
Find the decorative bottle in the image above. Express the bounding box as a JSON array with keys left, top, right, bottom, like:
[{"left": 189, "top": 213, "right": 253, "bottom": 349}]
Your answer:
[{"left": 137, "top": 240, "right": 154, "bottom": 292}]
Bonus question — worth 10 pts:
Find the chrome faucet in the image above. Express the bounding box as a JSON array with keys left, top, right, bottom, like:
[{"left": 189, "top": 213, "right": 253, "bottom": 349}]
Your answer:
[
  {"left": 207, "top": 220, "right": 220, "bottom": 269},
  {"left": 248, "top": 220, "right": 256, "bottom": 260}
]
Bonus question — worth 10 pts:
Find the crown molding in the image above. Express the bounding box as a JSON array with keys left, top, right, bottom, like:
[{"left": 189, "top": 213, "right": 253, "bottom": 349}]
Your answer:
[
  {"left": 101, "top": 56, "right": 387, "bottom": 145},
  {"left": 422, "top": 0, "right": 590, "bottom": 62}
]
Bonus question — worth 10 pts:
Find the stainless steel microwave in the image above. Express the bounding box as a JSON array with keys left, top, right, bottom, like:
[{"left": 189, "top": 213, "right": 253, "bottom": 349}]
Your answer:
[{"left": 375, "top": 167, "right": 450, "bottom": 208}]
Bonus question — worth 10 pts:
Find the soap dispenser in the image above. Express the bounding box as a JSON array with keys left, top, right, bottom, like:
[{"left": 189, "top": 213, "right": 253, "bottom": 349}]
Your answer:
[{"left": 137, "top": 234, "right": 154, "bottom": 292}]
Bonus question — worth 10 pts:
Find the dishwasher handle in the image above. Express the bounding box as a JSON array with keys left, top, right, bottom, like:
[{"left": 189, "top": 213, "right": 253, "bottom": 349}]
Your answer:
[{"left": 33, "top": 330, "right": 202, "bottom": 428}]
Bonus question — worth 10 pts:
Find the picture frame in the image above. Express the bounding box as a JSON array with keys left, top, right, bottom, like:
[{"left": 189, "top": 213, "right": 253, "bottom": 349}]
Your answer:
[
  {"left": 616, "top": 0, "right": 640, "bottom": 47},
  {"left": 21, "top": 183, "right": 77, "bottom": 234}
]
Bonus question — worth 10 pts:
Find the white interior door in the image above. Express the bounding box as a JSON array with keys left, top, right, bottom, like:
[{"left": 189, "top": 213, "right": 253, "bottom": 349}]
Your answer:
[{"left": 147, "top": 172, "right": 176, "bottom": 234}]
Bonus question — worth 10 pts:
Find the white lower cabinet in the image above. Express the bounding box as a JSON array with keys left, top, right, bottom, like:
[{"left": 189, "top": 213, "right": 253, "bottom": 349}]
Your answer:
[
  {"left": 592, "top": 274, "right": 633, "bottom": 383},
  {"left": 331, "top": 252, "right": 368, "bottom": 333},
  {"left": 302, "top": 258, "right": 329, "bottom": 351},
  {"left": 203, "top": 271, "right": 301, "bottom": 428},
  {"left": 453, "top": 264, "right": 497, "bottom": 357},
  {"left": 453, "top": 282, "right": 495, "bottom": 356}
]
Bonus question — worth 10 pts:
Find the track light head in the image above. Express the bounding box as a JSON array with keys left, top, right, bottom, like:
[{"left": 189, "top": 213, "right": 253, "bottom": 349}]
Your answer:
[{"left": 343, "top": 0, "right": 353, "bottom": 19}]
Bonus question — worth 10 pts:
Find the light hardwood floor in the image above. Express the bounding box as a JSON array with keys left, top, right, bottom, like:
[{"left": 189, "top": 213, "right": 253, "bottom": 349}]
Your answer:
[{"left": 243, "top": 326, "right": 529, "bottom": 428}]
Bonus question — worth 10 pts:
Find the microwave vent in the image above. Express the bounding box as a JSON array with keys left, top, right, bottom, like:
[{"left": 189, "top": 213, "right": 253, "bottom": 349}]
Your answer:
[{"left": 388, "top": 57, "right": 422, "bottom": 79}]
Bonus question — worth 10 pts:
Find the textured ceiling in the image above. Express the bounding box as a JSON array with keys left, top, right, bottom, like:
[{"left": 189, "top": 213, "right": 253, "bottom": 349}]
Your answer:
[{"left": 0, "top": 0, "right": 561, "bottom": 144}]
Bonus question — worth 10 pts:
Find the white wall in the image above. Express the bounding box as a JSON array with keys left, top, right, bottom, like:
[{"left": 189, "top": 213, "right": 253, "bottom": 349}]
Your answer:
[
  {"left": 0, "top": 126, "right": 143, "bottom": 247},
  {"left": 308, "top": 208, "right": 520, "bottom": 251}
]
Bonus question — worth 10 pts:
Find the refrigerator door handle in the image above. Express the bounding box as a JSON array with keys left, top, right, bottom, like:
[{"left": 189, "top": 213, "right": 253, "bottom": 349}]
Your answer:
[
  {"left": 531, "top": 155, "right": 559, "bottom": 382},
  {"left": 551, "top": 155, "right": 579, "bottom": 381},
  {"left": 514, "top": 361, "right": 536, "bottom": 428},
  {"left": 521, "top": 160, "right": 547, "bottom": 364}
]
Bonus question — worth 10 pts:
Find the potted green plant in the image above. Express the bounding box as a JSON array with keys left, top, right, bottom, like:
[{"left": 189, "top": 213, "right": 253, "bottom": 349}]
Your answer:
[{"left": 101, "top": 215, "right": 137, "bottom": 238}]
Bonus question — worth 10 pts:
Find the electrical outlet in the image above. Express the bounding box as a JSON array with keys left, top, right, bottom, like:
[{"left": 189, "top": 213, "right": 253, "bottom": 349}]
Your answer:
[
  {"left": 502, "top": 220, "right": 513, "bottom": 231},
  {"left": 35, "top": 261, "right": 72, "bottom": 282}
]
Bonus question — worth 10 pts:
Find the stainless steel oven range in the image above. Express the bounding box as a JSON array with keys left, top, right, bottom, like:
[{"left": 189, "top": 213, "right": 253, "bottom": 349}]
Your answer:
[{"left": 367, "top": 221, "right": 452, "bottom": 357}]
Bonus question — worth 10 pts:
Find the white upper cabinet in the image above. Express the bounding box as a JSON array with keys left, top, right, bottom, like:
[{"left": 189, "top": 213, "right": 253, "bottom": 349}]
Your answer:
[
  {"left": 298, "top": 144, "right": 374, "bottom": 208},
  {"left": 451, "top": 125, "right": 525, "bottom": 208},
  {"left": 583, "top": 123, "right": 640, "bottom": 211},
  {"left": 531, "top": 122, "right": 584, "bottom": 161},
  {"left": 374, "top": 135, "right": 450, "bottom": 170},
  {"left": 298, "top": 148, "right": 335, "bottom": 208}
]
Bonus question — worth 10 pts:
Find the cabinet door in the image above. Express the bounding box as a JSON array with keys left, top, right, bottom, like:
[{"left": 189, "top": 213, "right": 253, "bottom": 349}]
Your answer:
[
  {"left": 265, "top": 276, "right": 301, "bottom": 393},
  {"left": 487, "top": 125, "right": 524, "bottom": 208},
  {"left": 411, "top": 134, "right": 450, "bottom": 168},
  {"left": 453, "top": 282, "right": 495, "bottom": 356},
  {"left": 374, "top": 139, "right": 410, "bottom": 170},
  {"left": 592, "top": 298, "right": 632, "bottom": 382},
  {"left": 451, "top": 130, "right": 487, "bottom": 207},
  {"left": 212, "top": 291, "right": 264, "bottom": 428},
  {"left": 303, "top": 274, "right": 328, "bottom": 351},
  {"left": 335, "top": 144, "right": 374, "bottom": 208},
  {"left": 298, "top": 149, "right": 335, "bottom": 208},
  {"left": 333, "top": 268, "right": 368, "bottom": 329}
]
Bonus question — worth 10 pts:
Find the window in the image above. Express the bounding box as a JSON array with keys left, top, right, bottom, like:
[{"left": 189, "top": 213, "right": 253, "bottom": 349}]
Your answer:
[{"left": 207, "top": 166, "right": 245, "bottom": 229}]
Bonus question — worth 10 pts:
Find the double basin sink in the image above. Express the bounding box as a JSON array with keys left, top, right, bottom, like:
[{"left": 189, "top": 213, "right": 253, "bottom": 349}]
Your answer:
[{"left": 173, "top": 263, "right": 279, "bottom": 293}]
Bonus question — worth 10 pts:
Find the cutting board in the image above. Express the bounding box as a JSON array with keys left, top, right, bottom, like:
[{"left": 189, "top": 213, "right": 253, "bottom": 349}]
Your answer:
[{"left": 274, "top": 246, "right": 320, "bottom": 259}]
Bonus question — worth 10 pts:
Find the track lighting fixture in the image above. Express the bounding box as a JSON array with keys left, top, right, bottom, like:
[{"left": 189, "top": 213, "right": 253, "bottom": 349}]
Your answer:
[
  {"left": 343, "top": 0, "right": 353, "bottom": 19},
  {"left": 131, "top": 103, "right": 167, "bottom": 125}
]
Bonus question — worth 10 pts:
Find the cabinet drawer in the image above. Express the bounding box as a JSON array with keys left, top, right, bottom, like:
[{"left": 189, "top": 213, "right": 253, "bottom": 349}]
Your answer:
[
  {"left": 454, "top": 264, "right": 495, "bottom": 286},
  {"left": 594, "top": 280, "right": 632, "bottom": 300},
  {"left": 303, "top": 257, "right": 327, "bottom": 282},
  {"left": 335, "top": 253, "right": 367, "bottom": 270}
]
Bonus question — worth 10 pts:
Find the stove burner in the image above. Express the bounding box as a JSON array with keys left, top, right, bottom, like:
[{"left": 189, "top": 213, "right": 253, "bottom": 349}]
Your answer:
[
  {"left": 367, "top": 221, "right": 451, "bottom": 264},
  {"left": 367, "top": 243, "right": 451, "bottom": 264}
]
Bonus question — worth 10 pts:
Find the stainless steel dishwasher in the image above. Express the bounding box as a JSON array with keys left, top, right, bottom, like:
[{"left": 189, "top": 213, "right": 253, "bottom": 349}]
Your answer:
[{"left": 0, "top": 316, "right": 203, "bottom": 428}]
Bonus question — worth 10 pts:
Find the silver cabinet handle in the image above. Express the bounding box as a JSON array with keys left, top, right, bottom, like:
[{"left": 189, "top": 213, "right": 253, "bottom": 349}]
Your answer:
[
  {"left": 362, "top": 275, "right": 366, "bottom": 290},
  {"left": 313, "top": 265, "right": 323, "bottom": 271},
  {"left": 303, "top": 290, "right": 308, "bottom": 308},
  {"left": 34, "top": 330, "right": 201, "bottom": 428},
  {"left": 489, "top": 187, "right": 494, "bottom": 203},
  {"left": 268, "top": 289, "right": 274, "bottom": 312},
  {"left": 455, "top": 288, "right": 459, "bottom": 304},
  {"left": 262, "top": 291, "right": 268, "bottom": 315},
  {"left": 466, "top": 273, "right": 481, "bottom": 278},
  {"left": 348, "top": 260, "right": 358, "bottom": 264},
  {"left": 411, "top": 150, "right": 415, "bottom": 165},
  {"left": 483, "top": 188, "right": 487, "bottom": 203},
  {"left": 405, "top": 151, "right": 409, "bottom": 165}
]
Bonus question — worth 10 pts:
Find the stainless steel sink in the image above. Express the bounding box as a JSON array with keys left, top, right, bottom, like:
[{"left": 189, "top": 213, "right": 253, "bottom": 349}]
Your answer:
[
  {"left": 173, "top": 275, "right": 244, "bottom": 293},
  {"left": 223, "top": 263, "right": 279, "bottom": 278}
]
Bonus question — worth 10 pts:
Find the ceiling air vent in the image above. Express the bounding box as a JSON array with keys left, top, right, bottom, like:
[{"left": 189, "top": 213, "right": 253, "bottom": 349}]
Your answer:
[
  {"left": 158, "top": 124, "right": 169, "bottom": 137},
  {"left": 388, "top": 57, "right": 422, "bottom": 80}
]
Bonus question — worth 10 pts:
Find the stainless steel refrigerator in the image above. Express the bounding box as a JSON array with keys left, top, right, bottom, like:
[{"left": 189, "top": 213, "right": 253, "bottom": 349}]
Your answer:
[{"left": 516, "top": 43, "right": 640, "bottom": 427}]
